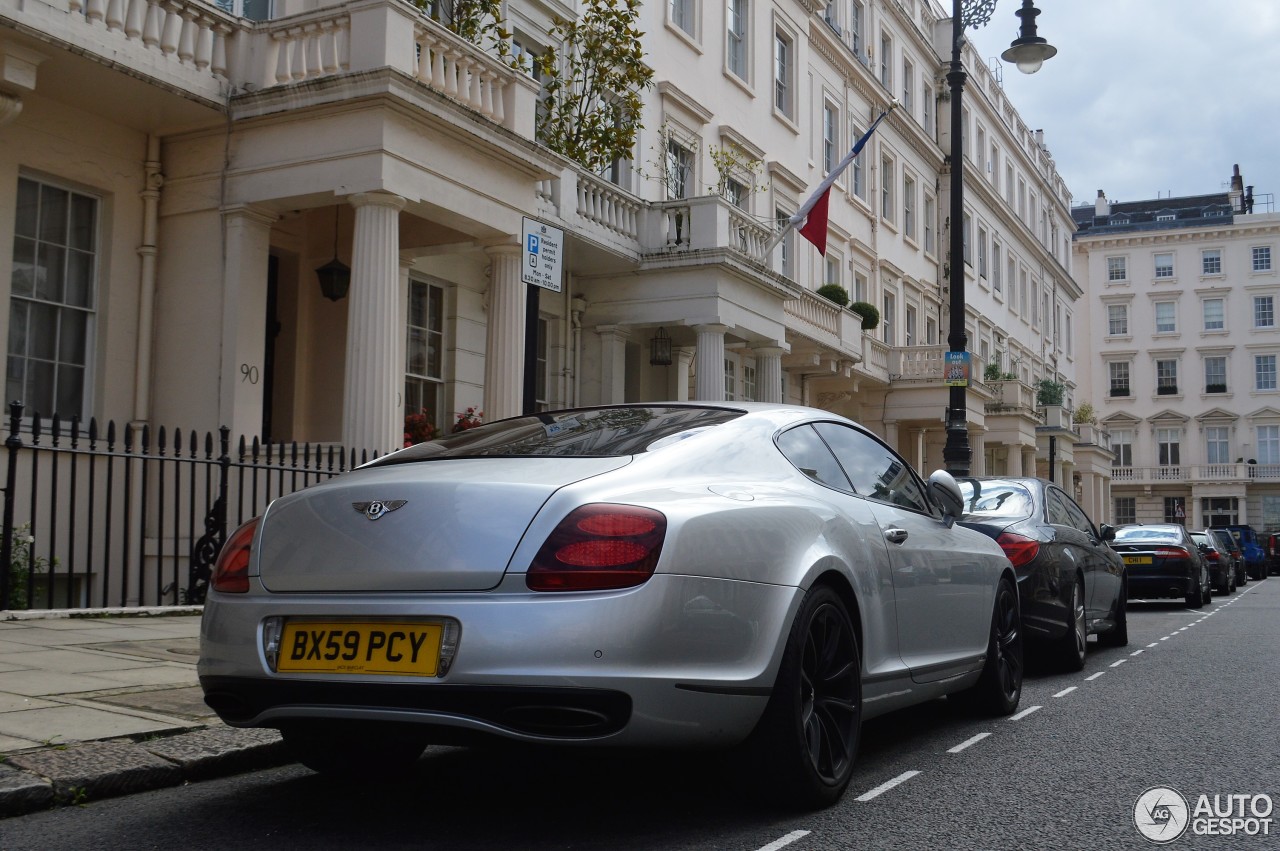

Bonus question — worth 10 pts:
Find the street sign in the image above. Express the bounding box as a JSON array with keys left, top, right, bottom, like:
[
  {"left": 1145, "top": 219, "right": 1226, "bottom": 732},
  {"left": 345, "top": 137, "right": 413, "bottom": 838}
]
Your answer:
[
  {"left": 522, "top": 217, "right": 564, "bottom": 292},
  {"left": 944, "top": 351, "right": 970, "bottom": 387}
]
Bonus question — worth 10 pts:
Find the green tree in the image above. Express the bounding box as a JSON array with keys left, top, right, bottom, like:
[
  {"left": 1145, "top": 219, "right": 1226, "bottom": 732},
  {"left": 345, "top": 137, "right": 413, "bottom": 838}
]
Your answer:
[
  {"left": 536, "top": 0, "right": 654, "bottom": 173},
  {"left": 417, "top": 0, "right": 511, "bottom": 59}
]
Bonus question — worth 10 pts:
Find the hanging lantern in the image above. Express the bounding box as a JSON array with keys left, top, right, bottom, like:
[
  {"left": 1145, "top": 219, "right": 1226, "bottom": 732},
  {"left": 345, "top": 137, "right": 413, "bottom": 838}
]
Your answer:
[
  {"left": 650, "top": 327, "right": 672, "bottom": 366},
  {"left": 316, "top": 206, "right": 351, "bottom": 301}
]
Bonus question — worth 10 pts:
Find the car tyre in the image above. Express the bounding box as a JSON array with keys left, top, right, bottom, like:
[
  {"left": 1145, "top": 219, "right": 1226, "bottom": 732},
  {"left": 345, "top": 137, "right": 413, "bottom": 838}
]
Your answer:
[
  {"left": 951, "top": 576, "right": 1023, "bottom": 716},
  {"left": 1097, "top": 576, "right": 1128, "bottom": 648},
  {"left": 281, "top": 721, "right": 427, "bottom": 777},
  {"left": 1186, "top": 575, "right": 1205, "bottom": 608},
  {"left": 746, "top": 584, "right": 861, "bottom": 810},
  {"left": 1054, "top": 576, "right": 1087, "bottom": 672}
]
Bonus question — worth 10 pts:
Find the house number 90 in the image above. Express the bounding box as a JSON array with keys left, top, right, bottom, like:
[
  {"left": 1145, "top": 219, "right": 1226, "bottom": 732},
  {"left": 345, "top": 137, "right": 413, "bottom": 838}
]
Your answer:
[{"left": 240, "top": 364, "right": 260, "bottom": 385}]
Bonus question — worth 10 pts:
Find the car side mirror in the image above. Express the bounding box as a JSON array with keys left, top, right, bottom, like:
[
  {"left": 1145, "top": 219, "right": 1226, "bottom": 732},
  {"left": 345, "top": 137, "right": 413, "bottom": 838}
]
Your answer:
[
  {"left": 927, "top": 470, "right": 964, "bottom": 529},
  {"left": 1100, "top": 523, "right": 1117, "bottom": 542}
]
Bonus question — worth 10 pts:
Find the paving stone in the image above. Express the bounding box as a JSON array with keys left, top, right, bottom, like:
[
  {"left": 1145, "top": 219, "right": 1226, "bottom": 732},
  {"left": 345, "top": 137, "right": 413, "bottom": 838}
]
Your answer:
[
  {"left": 0, "top": 763, "right": 54, "bottom": 817},
  {"left": 89, "top": 685, "right": 217, "bottom": 720},
  {"left": 143, "top": 726, "right": 287, "bottom": 780},
  {"left": 7, "top": 741, "right": 183, "bottom": 803}
]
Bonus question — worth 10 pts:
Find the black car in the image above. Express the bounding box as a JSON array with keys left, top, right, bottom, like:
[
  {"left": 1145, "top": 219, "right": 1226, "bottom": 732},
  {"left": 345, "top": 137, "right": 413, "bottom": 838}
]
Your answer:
[
  {"left": 1190, "top": 530, "right": 1236, "bottom": 594},
  {"left": 1112, "top": 524, "right": 1212, "bottom": 608},
  {"left": 958, "top": 477, "right": 1127, "bottom": 671},
  {"left": 1211, "top": 528, "right": 1248, "bottom": 587}
]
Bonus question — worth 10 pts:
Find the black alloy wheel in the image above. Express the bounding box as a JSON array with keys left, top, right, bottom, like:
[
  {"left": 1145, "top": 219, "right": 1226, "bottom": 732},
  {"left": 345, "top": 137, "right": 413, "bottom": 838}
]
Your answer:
[
  {"left": 1055, "top": 577, "right": 1087, "bottom": 672},
  {"left": 952, "top": 576, "right": 1023, "bottom": 715},
  {"left": 1186, "top": 571, "right": 1205, "bottom": 608},
  {"left": 1098, "top": 575, "right": 1128, "bottom": 647},
  {"left": 748, "top": 584, "right": 861, "bottom": 809}
]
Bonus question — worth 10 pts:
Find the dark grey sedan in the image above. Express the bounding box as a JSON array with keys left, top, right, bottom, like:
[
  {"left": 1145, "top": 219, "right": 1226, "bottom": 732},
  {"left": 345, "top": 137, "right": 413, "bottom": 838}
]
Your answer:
[{"left": 957, "top": 477, "right": 1127, "bottom": 671}]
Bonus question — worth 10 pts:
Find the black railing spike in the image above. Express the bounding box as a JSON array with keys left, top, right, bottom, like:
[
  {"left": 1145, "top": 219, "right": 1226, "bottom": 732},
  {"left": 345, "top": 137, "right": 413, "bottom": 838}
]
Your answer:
[
  {"left": 251, "top": 435, "right": 261, "bottom": 461},
  {"left": 123, "top": 421, "right": 134, "bottom": 452},
  {"left": 70, "top": 416, "right": 81, "bottom": 449},
  {"left": 238, "top": 434, "right": 247, "bottom": 461},
  {"left": 88, "top": 416, "right": 99, "bottom": 450},
  {"left": 157, "top": 425, "right": 167, "bottom": 456},
  {"left": 189, "top": 427, "right": 198, "bottom": 458},
  {"left": 30, "top": 413, "right": 42, "bottom": 444},
  {"left": 204, "top": 430, "right": 213, "bottom": 459},
  {"left": 173, "top": 427, "right": 183, "bottom": 458},
  {"left": 140, "top": 424, "right": 150, "bottom": 452},
  {"left": 106, "top": 419, "right": 117, "bottom": 450},
  {"left": 51, "top": 413, "right": 62, "bottom": 447},
  {"left": 291, "top": 441, "right": 298, "bottom": 464}
]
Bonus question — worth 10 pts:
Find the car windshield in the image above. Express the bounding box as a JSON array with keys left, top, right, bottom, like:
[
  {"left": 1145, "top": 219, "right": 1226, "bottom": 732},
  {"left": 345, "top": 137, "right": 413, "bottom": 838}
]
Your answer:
[
  {"left": 372, "top": 406, "right": 745, "bottom": 464},
  {"left": 1114, "top": 526, "right": 1183, "bottom": 543},
  {"left": 957, "top": 479, "right": 1034, "bottom": 519},
  {"left": 1189, "top": 533, "right": 1209, "bottom": 547}
]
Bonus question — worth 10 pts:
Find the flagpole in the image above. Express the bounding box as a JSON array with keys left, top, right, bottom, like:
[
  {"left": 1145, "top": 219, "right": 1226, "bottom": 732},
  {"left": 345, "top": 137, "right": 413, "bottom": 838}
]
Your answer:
[{"left": 762, "top": 99, "right": 901, "bottom": 258}]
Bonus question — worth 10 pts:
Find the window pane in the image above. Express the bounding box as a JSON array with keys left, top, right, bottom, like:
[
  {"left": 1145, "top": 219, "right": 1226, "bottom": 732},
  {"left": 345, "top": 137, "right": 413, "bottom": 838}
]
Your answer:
[
  {"left": 36, "top": 243, "right": 65, "bottom": 302},
  {"left": 8, "top": 300, "right": 27, "bottom": 357},
  {"left": 407, "top": 328, "right": 427, "bottom": 375},
  {"left": 69, "top": 194, "right": 96, "bottom": 251},
  {"left": 29, "top": 301, "right": 58, "bottom": 360},
  {"left": 15, "top": 178, "right": 38, "bottom": 239},
  {"left": 39, "top": 184, "right": 68, "bottom": 245},
  {"left": 11, "top": 237, "right": 35, "bottom": 297},
  {"left": 66, "top": 250, "right": 94, "bottom": 308},
  {"left": 58, "top": 309, "right": 88, "bottom": 365},
  {"left": 56, "top": 364, "right": 84, "bottom": 414},
  {"left": 25, "top": 359, "right": 54, "bottom": 414}
]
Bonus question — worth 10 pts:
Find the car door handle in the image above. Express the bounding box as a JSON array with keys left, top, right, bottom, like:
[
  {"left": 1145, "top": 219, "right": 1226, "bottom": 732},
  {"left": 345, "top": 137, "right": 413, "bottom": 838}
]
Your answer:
[{"left": 884, "top": 528, "right": 909, "bottom": 545}]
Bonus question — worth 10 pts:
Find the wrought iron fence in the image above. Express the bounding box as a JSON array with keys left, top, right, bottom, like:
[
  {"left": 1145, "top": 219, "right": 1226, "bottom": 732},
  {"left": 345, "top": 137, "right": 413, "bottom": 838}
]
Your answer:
[{"left": 0, "top": 402, "right": 377, "bottom": 611}]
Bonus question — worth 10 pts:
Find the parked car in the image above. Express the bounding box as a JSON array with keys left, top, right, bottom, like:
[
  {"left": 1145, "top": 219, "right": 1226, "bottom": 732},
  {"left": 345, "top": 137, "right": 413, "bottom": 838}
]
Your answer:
[
  {"left": 1224, "top": 525, "right": 1268, "bottom": 581},
  {"left": 1190, "top": 531, "right": 1236, "bottom": 594},
  {"left": 1267, "top": 532, "right": 1280, "bottom": 577},
  {"left": 1112, "top": 524, "right": 1212, "bottom": 608},
  {"left": 956, "top": 477, "right": 1127, "bottom": 672},
  {"left": 1211, "top": 528, "right": 1248, "bottom": 587},
  {"left": 198, "top": 403, "right": 1024, "bottom": 809}
]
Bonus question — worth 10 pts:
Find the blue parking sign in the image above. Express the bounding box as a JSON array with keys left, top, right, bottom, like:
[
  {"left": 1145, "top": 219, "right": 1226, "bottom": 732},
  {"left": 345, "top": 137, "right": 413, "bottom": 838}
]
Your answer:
[{"left": 527, "top": 234, "right": 540, "bottom": 254}]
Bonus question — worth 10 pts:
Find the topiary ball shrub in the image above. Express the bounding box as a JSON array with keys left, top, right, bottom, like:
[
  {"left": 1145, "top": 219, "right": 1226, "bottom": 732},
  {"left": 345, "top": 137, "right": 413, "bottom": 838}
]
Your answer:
[
  {"left": 816, "top": 283, "right": 850, "bottom": 307},
  {"left": 849, "top": 301, "right": 880, "bottom": 330}
]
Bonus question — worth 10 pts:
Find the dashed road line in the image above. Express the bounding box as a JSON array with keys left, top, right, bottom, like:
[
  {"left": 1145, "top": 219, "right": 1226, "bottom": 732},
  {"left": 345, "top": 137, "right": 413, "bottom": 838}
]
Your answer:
[
  {"left": 1147, "top": 642, "right": 1159, "bottom": 648},
  {"left": 1010, "top": 705, "right": 1042, "bottom": 721},
  {"left": 1086, "top": 672, "right": 1105, "bottom": 681},
  {"left": 756, "top": 830, "right": 811, "bottom": 851},
  {"left": 1110, "top": 659, "right": 1127, "bottom": 668},
  {"left": 947, "top": 732, "right": 991, "bottom": 753},
  {"left": 856, "top": 771, "right": 921, "bottom": 802},
  {"left": 1053, "top": 686, "right": 1077, "bottom": 698},
  {"left": 1130, "top": 649, "right": 1145, "bottom": 656}
]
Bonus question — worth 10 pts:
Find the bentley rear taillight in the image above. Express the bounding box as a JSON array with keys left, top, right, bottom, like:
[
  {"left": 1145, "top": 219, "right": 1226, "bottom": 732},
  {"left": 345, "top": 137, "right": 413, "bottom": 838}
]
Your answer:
[
  {"left": 996, "top": 532, "right": 1040, "bottom": 568},
  {"left": 527, "top": 505, "right": 666, "bottom": 591},
  {"left": 212, "top": 518, "right": 260, "bottom": 593}
]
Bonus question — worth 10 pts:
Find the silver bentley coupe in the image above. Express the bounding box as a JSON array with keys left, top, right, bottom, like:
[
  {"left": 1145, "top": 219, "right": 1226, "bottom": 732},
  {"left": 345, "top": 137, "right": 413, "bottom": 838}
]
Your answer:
[{"left": 199, "top": 403, "right": 1022, "bottom": 808}]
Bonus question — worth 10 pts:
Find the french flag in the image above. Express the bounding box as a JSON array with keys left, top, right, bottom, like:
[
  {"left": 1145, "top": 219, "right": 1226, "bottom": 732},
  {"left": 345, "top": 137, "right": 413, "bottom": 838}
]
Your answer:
[{"left": 789, "top": 104, "right": 897, "bottom": 256}]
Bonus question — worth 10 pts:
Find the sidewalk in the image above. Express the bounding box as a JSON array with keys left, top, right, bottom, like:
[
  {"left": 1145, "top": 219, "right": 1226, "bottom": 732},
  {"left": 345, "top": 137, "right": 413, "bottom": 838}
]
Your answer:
[{"left": 0, "top": 609, "right": 289, "bottom": 818}]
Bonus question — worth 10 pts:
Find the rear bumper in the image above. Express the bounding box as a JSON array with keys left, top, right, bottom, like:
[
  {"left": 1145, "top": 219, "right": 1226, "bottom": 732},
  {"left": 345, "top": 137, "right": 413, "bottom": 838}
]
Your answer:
[{"left": 1128, "top": 572, "right": 1193, "bottom": 600}]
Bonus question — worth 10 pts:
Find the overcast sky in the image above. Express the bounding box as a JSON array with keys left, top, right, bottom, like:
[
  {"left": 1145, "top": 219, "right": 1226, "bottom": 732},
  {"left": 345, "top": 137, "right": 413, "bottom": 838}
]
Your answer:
[{"left": 967, "top": 0, "right": 1280, "bottom": 211}]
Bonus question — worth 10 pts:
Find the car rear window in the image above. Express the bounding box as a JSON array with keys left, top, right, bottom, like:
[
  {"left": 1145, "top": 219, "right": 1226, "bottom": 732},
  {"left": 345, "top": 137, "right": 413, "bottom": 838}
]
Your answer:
[
  {"left": 371, "top": 406, "right": 745, "bottom": 463},
  {"left": 1114, "top": 526, "right": 1182, "bottom": 543},
  {"left": 957, "top": 479, "right": 1034, "bottom": 519}
]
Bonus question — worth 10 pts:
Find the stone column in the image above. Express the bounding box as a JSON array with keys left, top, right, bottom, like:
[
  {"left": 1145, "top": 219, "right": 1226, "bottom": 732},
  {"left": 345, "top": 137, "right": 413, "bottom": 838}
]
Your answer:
[
  {"left": 972, "top": 431, "right": 986, "bottom": 475},
  {"left": 596, "top": 325, "right": 630, "bottom": 403},
  {"left": 672, "top": 346, "right": 696, "bottom": 401},
  {"left": 753, "top": 346, "right": 785, "bottom": 403},
  {"left": 483, "top": 243, "right": 524, "bottom": 420},
  {"left": 219, "top": 204, "right": 276, "bottom": 441},
  {"left": 1023, "top": 447, "right": 1037, "bottom": 479},
  {"left": 694, "top": 324, "right": 728, "bottom": 401},
  {"left": 884, "top": 421, "right": 899, "bottom": 453},
  {"left": 343, "top": 192, "right": 406, "bottom": 456},
  {"left": 1006, "top": 443, "right": 1023, "bottom": 476},
  {"left": 1080, "top": 471, "right": 1098, "bottom": 520}
]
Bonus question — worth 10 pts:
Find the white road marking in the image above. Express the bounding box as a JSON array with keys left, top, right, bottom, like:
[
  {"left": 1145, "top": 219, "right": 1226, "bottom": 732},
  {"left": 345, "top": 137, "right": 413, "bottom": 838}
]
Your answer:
[
  {"left": 947, "top": 732, "right": 992, "bottom": 753},
  {"left": 1147, "top": 643, "right": 1159, "bottom": 648},
  {"left": 856, "top": 771, "right": 921, "bottom": 802},
  {"left": 1054, "top": 687, "right": 1077, "bottom": 698},
  {"left": 1086, "top": 672, "right": 1105, "bottom": 681},
  {"left": 756, "top": 830, "right": 811, "bottom": 851},
  {"left": 1131, "top": 649, "right": 1145, "bottom": 656},
  {"left": 1010, "top": 705, "right": 1042, "bottom": 721},
  {"left": 1160, "top": 636, "right": 1171, "bottom": 641},
  {"left": 1110, "top": 659, "right": 1127, "bottom": 668}
]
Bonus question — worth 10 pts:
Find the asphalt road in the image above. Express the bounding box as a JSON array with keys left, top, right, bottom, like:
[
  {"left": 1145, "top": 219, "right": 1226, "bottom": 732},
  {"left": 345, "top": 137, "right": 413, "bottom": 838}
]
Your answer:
[{"left": 5, "top": 579, "right": 1278, "bottom": 851}]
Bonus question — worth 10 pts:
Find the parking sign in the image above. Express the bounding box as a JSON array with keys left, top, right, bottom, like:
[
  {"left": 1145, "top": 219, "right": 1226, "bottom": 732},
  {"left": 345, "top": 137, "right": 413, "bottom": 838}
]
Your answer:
[{"left": 522, "top": 217, "right": 563, "bottom": 292}]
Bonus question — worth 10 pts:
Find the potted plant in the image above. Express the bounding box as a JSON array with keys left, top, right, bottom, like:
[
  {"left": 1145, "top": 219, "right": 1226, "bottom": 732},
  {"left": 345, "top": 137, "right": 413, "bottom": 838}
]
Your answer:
[
  {"left": 849, "top": 301, "right": 880, "bottom": 330},
  {"left": 452, "top": 407, "right": 484, "bottom": 433},
  {"left": 816, "top": 283, "right": 850, "bottom": 307},
  {"left": 1036, "top": 378, "right": 1065, "bottom": 407},
  {"left": 403, "top": 410, "right": 439, "bottom": 447},
  {"left": 1072, "top": 402, "right": 1096, "bottom": 425}
]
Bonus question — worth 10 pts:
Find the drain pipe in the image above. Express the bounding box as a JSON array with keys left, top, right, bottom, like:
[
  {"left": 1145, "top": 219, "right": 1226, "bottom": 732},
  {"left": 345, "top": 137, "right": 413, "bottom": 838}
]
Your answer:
[
  {"left": 570, "top": 294, "right": 586, "bottom": 405},
  {"left": 132, "top": 134, "right": 163, "bottom": 425}
]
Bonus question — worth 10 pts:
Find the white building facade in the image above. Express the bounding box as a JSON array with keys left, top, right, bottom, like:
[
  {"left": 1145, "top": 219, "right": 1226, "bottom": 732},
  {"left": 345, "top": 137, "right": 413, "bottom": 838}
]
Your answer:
[
  {"left": 1074, "top": 171, "right": 1280, "bottom": 528},
  {"left": 1, "top": 0, "right": 1101, "bottom": 509}
]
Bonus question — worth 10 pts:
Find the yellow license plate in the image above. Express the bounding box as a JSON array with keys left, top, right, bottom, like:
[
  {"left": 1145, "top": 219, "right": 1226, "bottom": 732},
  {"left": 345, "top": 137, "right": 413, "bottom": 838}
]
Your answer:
[
  {"left": 278, "top": 621, "right": 443, "bottom": 676},
  {"left": 1124, "top": 556, "right": 1152, "bottom": 565}
]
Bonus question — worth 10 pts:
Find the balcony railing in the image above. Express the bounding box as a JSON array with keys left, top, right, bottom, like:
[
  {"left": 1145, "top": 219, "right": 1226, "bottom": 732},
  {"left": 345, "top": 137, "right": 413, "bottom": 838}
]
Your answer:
[
  {"left": 783, "top": 290, "right": 863, "bottom": 358},
  {"left": 1109, "top": 464, "right": 1280, "bottom": 484}
]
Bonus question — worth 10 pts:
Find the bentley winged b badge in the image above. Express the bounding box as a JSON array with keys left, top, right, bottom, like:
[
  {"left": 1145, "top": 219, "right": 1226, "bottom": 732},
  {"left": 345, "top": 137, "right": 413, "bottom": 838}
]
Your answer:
[{"left": 352, "top": 500, "right": 407, "bottom": 521}]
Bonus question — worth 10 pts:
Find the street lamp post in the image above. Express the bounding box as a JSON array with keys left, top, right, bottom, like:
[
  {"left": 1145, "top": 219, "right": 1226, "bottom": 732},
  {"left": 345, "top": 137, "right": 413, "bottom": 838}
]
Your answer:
[{"left": 942, "top": 0, "right": 1055, "bottom": 477}]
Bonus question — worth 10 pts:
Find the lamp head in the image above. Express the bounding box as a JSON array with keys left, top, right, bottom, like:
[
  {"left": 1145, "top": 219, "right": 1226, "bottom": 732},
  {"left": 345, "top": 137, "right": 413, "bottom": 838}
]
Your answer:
[{"left": 1000, "top": 0, "right": 1056, "bottom": 75}]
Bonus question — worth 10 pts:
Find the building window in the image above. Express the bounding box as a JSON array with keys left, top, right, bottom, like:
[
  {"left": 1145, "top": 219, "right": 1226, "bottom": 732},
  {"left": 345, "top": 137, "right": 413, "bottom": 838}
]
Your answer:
[
  {"left": 923, "top": 195, "right": 935, "bottom": 253},
  {"left": 8, "top": 176, "right": 99, "bottom": 420},
  {"left": 1154, "top": 252, "right": 1174, "bottom": 278},
  {"left": 992, "top": 239, "right": 1003, "bottom": 293},
  {"left": 1257, "top": 354, "right": 1278, "bottom": 391},
  {"left": 406, "top": 278, "right": 445, "bottom": 428},
  {"left": 1254, "top": 246, "right": 1272, "bottom": 273},
  {"left": 1157, "top": 428, "right": 1181, "bottom": 468},
  {"left": 1107, "top": 256, "right": 1127, "bottom": 281},
  {"left": 1202, "top": 248, "right": 1222, "bottom": 275},
  {"left": 742, "top": 361, "right": 757, "bottom": 402},
  {"left": 1203, "top": 497, "right": 1239, "bottom": 528},
  {"left": 213, "top": 0, "right": 269, "bottom": 19},
  {"left": 1203, "top": 298, "right": 1225, "bottom": 331},
  {"left": 776, "top": 207, "right": 794, "bottom": 278},
  {"left": 854, "top": 270, "right": 868, "bottom": 303},
  {"left": 1156, "top": 359, "right": 1179, "bottom": 395},
  {"left": 823, "top": 103, "right": 839, "bottom": 174},
  {"left": 926, "top": 316, "right": 937, "bottom": 345},
  {"left": 977, "top": 226, "right": 988, "bottom": 279},
  {"left": 905, "top": 304, "right": 916, "bottom": 346},
  {"left": 879, "top": 32, "right": 892, "bottom": 88},
  {"left": 723, "top": 357, "right": 736, "bottom": 399},
  {"left": 850, "top": 0, "right": 864, "bottom": 56},
  {"left": 727, "top": 0, "right": 748, "bottom": 79},
  {"left": 723, "top": 177, "right": 747, "bottom": 209},
  {"left": 670, "top": 0, "right": 696, "bottom": 37},
  {"left": 1109, "top": 361, "right": 1130, "bottom": 397},
  {"left": 903, "top": 175, "right": 915, "bottom": 239},
  {"left": 1163, "top": 497, "right": 1186, "bottom": 524},
  {"left": 1114, "top": 497, "right": 1136, "bottom": 525},
  {"left": 962, "top": 212, "right": 972, "bottom": 264},
  {"left": 774, "top": 31, "right": 793, "bottom": 117},
  {"left": 1155, "top": 301, "right": 1176, "bottom": 333},
  {"left": 1111, "top": 430, "right": 1133, "bottom": 467},
  {"left": 666, "top": 136, "right": 694, "bottom": 199},
  {"left": 1260, "top": 425, "right": 1280, "bottom": 465},
  {"left": 1204, "top": 356, "right": 1227, "bottom": 393},
  {"left": 851, "top": 122, "right": 866, "bottom": 199},
  {"left": 825, "top": 254, "right": 841, "bottom": 287},
  {"left": 1205, "top": 426, "right": 1230, "bottom": 465},
  {"left": 1255, "top": 295, "right": 1275, "bottom": 329},
  {"left": 881, "top": 155, "right": 894, "bottom": 221},
  {"left": 922, "top": 84, "right": 934, "bottom": 139},
  {"left": 1107, "top": 304, "right": 1129, "bottom": 336},
  {"left": 902, "top": 57, "right": 914, "bottom": 115},
  {"left": 882, "top": 290, "right": 896, "bottom": 345},
  {"left": 1019, "top": 267, "right": 1028, "bottom": 316}
]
